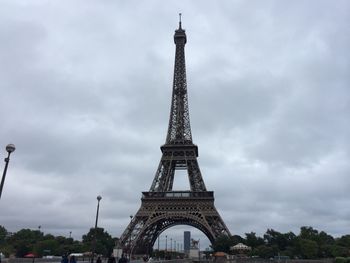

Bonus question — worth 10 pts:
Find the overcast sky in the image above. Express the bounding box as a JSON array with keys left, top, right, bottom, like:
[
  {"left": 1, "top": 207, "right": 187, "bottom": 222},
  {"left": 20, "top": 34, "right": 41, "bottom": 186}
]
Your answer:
[{"left": 0, "top": 0, "right": 349, "bottom": 250}]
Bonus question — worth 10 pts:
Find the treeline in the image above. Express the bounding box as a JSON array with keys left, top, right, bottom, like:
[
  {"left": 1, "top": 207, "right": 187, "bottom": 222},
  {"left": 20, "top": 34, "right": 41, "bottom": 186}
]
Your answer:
[
  {"left": 0, "top": 225, "right": 116, "bottom": 258},
  {"left": 211, "top": 226, "right": 350, "bottom": 259},
  {"left": 2, "top": 225, "right": 350, "bottom": 259}
]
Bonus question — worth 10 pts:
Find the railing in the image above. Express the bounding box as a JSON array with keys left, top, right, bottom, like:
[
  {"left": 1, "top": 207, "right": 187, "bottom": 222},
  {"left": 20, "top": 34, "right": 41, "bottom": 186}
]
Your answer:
[
  {"left": 1, "top": 259, "right": 192, "bottom": 263},
  {"left": 0, "top": 258, "right": 335, "bottom": 263},
  {"left": 142, "top": 191, "right": 214, "bottom": 199},
  {"left": 136, "top": 260, "right": 191, "bottom": 263}
]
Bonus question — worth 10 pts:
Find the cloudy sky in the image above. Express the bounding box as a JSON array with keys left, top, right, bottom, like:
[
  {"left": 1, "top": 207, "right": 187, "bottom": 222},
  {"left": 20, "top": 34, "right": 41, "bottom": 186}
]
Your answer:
[{"left": 0, "top": 0, "right": 349, "bottom": 250}]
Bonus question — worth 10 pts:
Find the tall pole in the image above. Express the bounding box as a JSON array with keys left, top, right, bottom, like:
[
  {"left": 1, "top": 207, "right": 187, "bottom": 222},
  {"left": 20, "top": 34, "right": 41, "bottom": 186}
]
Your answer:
[
  {"left": 165, "top": 235, "right": 167, "bottom": 252},
  {"left": 129, "top": 215, "right": 133, "bottom": 262},
  {"left": 157, "top": 236, "right": 160, "bottom": 260},
  {"left": 198, "top": 239, "right": 200, "bottom": 262},
  {"left": 0, "top": 144, "right": 16, "bottom": 200},
  {"left": 91, "top": 195, "right": 102, "bottom": 263}
]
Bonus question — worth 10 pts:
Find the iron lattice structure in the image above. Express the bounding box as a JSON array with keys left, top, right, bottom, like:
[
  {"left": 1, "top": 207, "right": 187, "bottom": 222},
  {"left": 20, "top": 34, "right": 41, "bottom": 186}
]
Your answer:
[{"left": 118, "top": 21, "right": 231, "bottom": 255}]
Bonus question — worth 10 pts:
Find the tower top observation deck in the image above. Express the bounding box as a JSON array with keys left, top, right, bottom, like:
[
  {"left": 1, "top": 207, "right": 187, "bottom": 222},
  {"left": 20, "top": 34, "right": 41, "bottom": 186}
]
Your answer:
[{"left": 174, "top": 13, "right": 186, "bottom": 44}]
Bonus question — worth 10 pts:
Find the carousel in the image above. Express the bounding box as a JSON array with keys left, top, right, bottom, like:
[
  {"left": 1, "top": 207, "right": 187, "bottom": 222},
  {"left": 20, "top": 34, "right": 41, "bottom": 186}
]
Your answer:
[{"left": 230, "top": 243, "right": 251, "bottom": 258}]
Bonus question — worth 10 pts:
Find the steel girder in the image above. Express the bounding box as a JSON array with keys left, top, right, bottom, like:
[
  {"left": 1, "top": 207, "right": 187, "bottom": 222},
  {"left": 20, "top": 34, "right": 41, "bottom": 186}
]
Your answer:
[
  {"left": 150, "top": 144, "right": 206, "bottom": 192},
  {"left": 118, "top": 196, "right": 231, "bottom": 255}
]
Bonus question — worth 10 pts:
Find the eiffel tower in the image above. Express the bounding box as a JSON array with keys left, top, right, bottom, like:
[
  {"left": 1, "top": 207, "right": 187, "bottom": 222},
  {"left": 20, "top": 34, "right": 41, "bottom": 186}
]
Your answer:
[{"left": 118, "top": 17, "right": 231, "bottom": 255}]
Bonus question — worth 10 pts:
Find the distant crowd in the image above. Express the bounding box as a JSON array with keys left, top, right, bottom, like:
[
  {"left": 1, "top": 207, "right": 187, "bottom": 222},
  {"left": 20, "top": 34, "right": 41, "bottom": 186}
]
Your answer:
[{"left": 60, "top": 253, "right": 135, "bottom": 263}]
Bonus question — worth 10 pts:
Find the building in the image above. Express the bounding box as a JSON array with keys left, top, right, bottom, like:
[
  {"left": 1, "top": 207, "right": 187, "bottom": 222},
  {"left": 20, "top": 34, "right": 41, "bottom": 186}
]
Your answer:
[{"left": 184, "top": 231, "right": 191, "bottom": 253}]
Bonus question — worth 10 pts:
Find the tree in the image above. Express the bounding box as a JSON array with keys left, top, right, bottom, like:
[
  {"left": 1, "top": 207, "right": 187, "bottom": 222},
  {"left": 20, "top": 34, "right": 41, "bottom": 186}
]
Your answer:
[
  {"left": 300, "top": 226, "right": 319, "bottom": 242},
  {"left": 245, "top": 232, "right": 264, "bottom": 249},
  {"left": 336, "top": 235, "right": 350, "bottom": 248},
  {"left": 34, "top": 239, "right": 60, "bottom": 257},
  {"left": 253, "top": 245, "right": 275, "bottom": 258},
  {"left": 299, "top": 239, "right": 318, "bottom": 259},
  {"left": 331, "top": 245, "right": 349, "bottom": 257},
  {"left": 82, "top": 227, "right": 114, "bottom": 257},
  {"left": 7, "top": 229, "right": 44, "bottom": 257},
  {"left": 231, "top": 235, "right": 244, "bottom": 245},
  {"left": 0, "top": 225, "right": 8, "bottom": 245},
  {"left": 264, "top": 229, "right": 289, "bottom": 251},
  {"left": 210, "top": 235, "right": 234, "bottom": 253}
]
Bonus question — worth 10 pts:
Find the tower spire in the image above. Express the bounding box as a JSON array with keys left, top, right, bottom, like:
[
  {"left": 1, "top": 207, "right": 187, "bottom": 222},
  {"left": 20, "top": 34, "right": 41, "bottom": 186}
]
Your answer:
[{"left": 179, "top": 13, "right": 182, "bottom": 29}]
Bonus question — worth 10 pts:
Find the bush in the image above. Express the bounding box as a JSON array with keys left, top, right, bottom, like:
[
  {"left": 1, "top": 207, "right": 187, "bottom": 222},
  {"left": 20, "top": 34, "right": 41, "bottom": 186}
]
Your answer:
[{"left": 335, "top": 257, "right": 346, "bottom": 263}]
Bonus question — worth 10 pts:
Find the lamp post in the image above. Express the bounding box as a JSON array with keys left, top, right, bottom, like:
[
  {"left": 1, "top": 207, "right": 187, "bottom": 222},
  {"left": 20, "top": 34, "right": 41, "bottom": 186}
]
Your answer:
[
  {"left": 157, "top": 235, "right": 160, "bottom": 260},
  {"left": 198, "top": 239, "right": 200, "bottom": 262},
  {"left": 91, "top": 195, "right": 102, "bottom": 263},
  {"left": 0, "top": 144, "right": 16, "bottom": 200},
  {"left": 129, "top": 215, "right": 133, "bottom": 262},
  {"left": 165, "top": 235, "right": 167, "bottom": 252}
]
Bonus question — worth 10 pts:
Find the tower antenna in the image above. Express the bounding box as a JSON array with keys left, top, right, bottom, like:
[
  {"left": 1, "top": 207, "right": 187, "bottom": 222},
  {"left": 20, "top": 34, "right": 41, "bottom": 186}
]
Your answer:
[{"left": 179, "top": 13, "right": 182, "bottom": 28}]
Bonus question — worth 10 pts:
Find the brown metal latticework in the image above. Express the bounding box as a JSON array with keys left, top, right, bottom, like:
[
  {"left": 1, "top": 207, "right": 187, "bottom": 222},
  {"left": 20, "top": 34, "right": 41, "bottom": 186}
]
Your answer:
[{"left": 118, "top": 20, "right": 231, "bottom": 255}]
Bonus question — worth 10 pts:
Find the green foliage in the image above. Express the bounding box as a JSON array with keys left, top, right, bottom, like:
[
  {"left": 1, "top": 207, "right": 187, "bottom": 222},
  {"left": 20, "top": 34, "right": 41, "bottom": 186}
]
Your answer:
[
  {"left": 335, "top": 257, "right": 346, "bottom": 263},
  {"left": 264, "top": 229, "right": 296, "bottom": 251},
  {"left": 0, "top": 225, "right": 7, "bottom": 245},
  {"left": 1, "top": 224, "right": 350, "bottom": 260},
  {"left": 231, "top": 235, "right": 244, "bottom": 245},
  {"left": 0, "top": 225, "right": 115, "bottom": 258},
  {"left": 82, "top": 227, "right": 115, "bottom": 257},
  {"left": 332, "top": 245, "right": 350, "bottom": 257},
  {"left": 298, "top": 238, "right": 318, "bottom": 259},
  {"left": 245, "top": 232, "right": 264, "bottom": 249},
  {"left": 300, "top": 226, "right": 319, "bottom": 241},
  {"left": 337, "top": 235, "right": 350, "bottom": 248},
  {"left": 210, "top": 234, "right": 233, "bottom": 253},
  {"left": 252, "top": 244, "right": 276, "bottom": 258},
  {"left": 211, "top": 226, "right": 350, "bottom": 260}
]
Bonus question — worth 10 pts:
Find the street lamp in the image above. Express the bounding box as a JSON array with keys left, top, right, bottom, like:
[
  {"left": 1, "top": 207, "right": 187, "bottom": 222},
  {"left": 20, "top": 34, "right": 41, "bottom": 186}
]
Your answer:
[
  {"left": 0, "top": 144, "right": 16, "bottom": 200},
  {"left": 165, "top": 235, "right": 167, "bottom": 252},
  {"left": 198, "top": 239, "right": 201, "bottom": 262},
  {"left": 129, "top": 215, "right": 133, "bottom": 261},
  {"left": 157, "top": 235, "right": 160, "bottom": 260},
  {"left": 91, "top": 195, "right": 102, "bottom": 263}
]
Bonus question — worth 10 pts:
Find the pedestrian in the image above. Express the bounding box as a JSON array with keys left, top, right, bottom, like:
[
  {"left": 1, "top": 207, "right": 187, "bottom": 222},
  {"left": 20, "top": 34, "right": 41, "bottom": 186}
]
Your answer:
[
  {"left": 107, "top": 255, "right": 116, "bottom": 263},
  {"left": 118, "top": 254, "right": 127, "bottom": 263},
  {"left": 96, "top": 256, "right": 102, "bottom": 263},
  {"left": 61, "top": 255, "right": 69, "bottom": 263},
  {"left": 69, "top": 255, "right": 77, "bottom": 263}
]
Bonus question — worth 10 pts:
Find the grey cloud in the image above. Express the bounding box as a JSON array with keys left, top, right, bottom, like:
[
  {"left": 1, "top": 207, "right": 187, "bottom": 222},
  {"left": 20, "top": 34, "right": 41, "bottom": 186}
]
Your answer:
[{"left": 0, "top": 0, "right": 349, "bottom": 246}]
